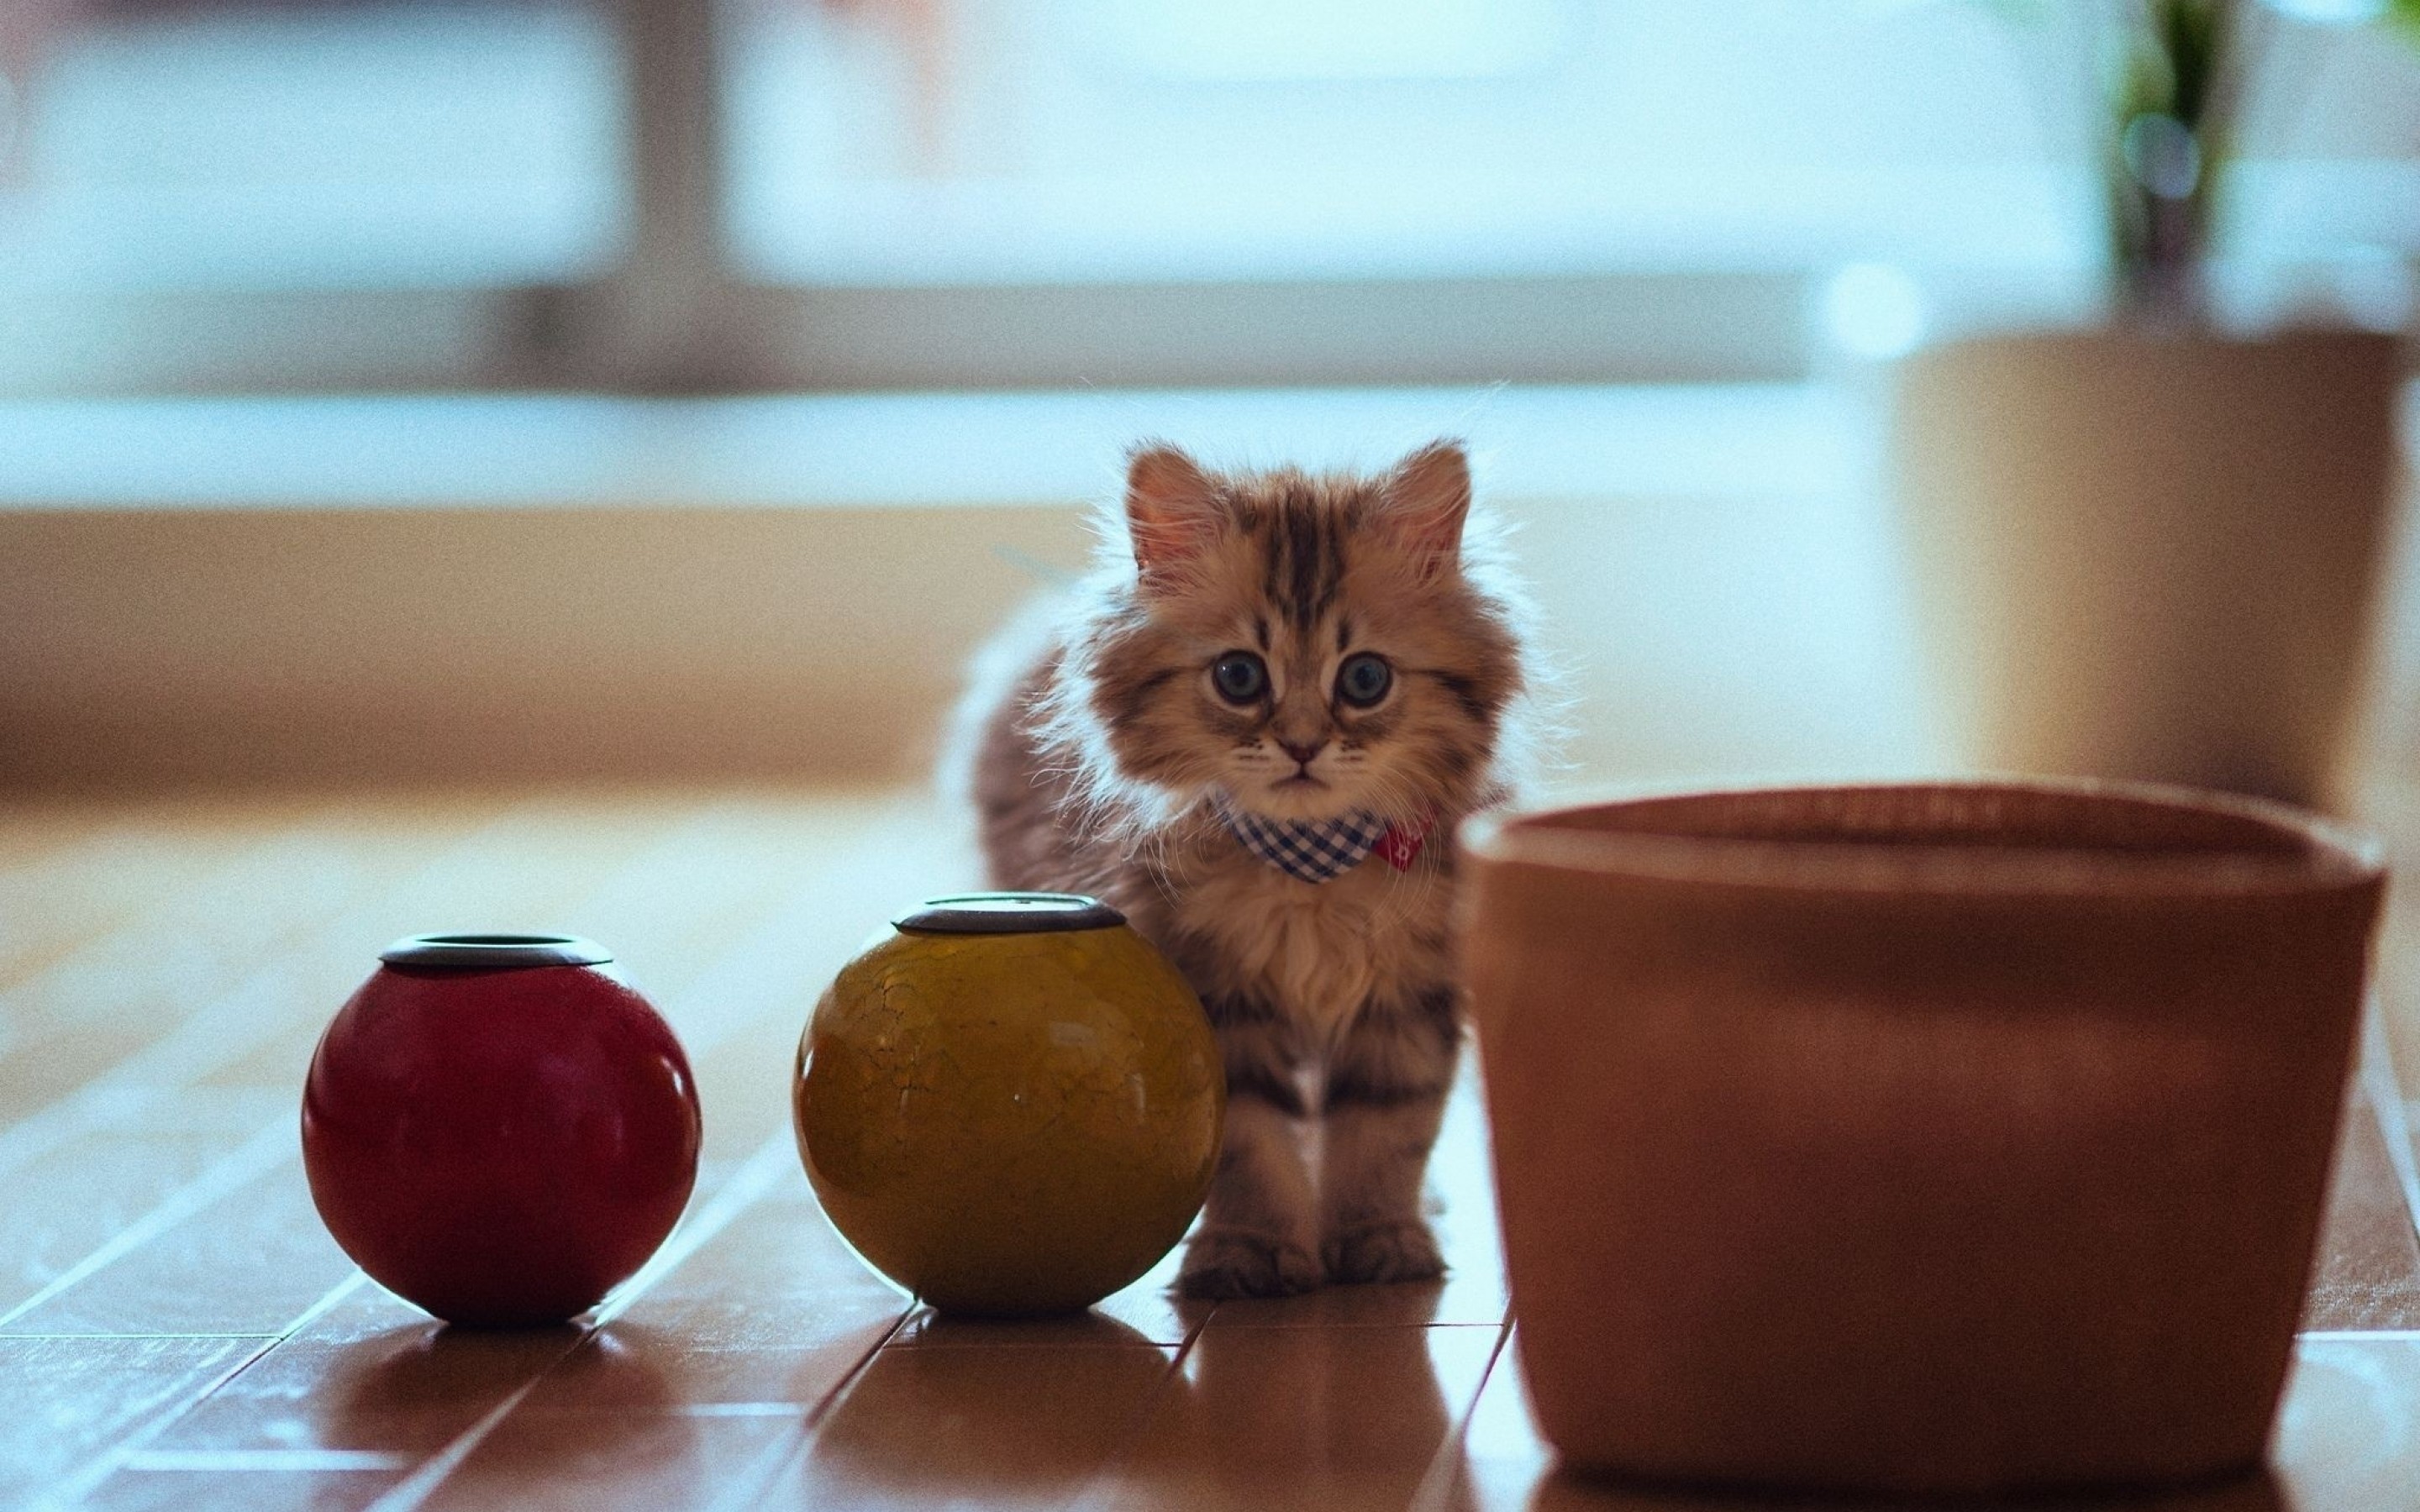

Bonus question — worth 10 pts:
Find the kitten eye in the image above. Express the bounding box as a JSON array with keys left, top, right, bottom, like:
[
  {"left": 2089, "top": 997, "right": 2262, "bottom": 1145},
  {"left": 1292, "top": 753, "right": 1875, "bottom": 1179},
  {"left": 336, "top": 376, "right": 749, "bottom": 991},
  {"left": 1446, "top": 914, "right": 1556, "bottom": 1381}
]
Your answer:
[
  {"left": 1336, "top": 653, "right": 1393, "bottom": 707},
  {"left": 1211, "top": 651, "right": 1268, "bottom": 704}
]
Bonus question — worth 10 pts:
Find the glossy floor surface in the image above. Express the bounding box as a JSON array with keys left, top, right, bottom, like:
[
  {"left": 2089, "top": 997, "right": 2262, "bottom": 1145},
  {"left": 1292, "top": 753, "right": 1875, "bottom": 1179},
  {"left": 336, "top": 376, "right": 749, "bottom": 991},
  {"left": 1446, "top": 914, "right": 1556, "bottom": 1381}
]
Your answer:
[{"left": 3, "top": 786, "right": 2418, "bottom": 1511}]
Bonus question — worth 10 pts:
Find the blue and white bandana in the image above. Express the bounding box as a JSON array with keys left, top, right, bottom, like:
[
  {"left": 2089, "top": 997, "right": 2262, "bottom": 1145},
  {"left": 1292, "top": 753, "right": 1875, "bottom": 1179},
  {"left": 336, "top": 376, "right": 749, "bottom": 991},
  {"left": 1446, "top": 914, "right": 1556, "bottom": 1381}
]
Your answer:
[{"left": 1213, "top": 800, "right": 1433, "bottom": 885}]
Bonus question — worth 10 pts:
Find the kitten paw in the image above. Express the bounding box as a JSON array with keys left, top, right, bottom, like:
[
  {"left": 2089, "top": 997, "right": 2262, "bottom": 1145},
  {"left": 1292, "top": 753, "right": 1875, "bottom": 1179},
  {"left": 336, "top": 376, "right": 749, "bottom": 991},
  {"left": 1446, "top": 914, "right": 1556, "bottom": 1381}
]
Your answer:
[
  {"left": 1323, "top": 1221, "right": 1446, "bottom": 1285},
  {"left": 1176, "top": 1228, "right": 1323, "bottom": 1299}
]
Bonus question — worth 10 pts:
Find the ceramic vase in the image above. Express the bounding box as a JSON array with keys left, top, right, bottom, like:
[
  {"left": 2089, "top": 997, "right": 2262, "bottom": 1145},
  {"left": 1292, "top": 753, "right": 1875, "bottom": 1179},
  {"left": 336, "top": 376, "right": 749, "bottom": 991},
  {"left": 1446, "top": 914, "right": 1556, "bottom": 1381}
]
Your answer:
[
  {"left": 303, "top": 933, "right": 702, "bottom": 1327},
  {"left": 796, "top": 893, "right": 1223, "bottom": 1316}
]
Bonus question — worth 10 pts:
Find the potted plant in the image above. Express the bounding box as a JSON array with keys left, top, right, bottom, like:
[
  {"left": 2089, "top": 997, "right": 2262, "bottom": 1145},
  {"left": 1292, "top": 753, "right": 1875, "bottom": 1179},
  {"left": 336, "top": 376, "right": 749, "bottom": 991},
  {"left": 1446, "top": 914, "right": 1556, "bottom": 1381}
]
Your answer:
[{"left": 1890, "top": 0, "right": 2413, "bottom": 809}]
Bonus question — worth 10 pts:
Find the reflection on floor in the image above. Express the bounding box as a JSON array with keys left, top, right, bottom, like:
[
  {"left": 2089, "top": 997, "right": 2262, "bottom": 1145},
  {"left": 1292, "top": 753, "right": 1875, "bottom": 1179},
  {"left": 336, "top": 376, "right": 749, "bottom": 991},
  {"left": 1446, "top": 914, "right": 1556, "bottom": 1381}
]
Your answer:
[{"left": 0, "top": 786, "right": 2417, "bottom": 1510}]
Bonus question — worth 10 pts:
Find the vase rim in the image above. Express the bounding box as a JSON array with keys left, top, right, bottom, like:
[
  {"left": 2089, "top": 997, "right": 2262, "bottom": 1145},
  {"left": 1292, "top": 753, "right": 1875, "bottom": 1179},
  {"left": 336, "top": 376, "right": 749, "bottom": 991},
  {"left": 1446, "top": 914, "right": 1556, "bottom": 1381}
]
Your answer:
[
  {"left": 1463, "top": 778, "right": 2381, "bottom": 900},
  {"left": 377, "top": 933, "right": 614, "bottom": 969},
  {"left": 895, "top": 892, "right": 1128, "bottom": 934}
]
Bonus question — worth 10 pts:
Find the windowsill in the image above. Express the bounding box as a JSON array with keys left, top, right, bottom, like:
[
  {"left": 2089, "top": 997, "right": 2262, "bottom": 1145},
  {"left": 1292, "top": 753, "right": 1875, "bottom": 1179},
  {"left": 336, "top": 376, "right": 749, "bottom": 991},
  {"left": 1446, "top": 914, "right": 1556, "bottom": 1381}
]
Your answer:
[
  {"left": 0, "top": 385, "right": 1862, "bottom": 513},
  {"left": 3, "top": 381, "right": 2411, "bottom": 793}
]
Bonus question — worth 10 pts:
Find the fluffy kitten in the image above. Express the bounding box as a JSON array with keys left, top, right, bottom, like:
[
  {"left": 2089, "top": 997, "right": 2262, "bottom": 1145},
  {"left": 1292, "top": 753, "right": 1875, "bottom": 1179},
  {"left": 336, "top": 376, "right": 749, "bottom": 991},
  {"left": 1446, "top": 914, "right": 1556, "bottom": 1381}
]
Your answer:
[{"left": 961, "top": 440, "right": 1533, "bottom": 1299}]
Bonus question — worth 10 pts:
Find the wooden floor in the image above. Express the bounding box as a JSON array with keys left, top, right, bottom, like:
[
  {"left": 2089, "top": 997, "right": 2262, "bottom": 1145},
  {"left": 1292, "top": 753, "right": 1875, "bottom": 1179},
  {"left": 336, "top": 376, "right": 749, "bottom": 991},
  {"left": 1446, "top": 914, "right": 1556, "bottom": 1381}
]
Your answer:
[{"left": 3, "top": 786, "right": 2419, "bottom": 1512}]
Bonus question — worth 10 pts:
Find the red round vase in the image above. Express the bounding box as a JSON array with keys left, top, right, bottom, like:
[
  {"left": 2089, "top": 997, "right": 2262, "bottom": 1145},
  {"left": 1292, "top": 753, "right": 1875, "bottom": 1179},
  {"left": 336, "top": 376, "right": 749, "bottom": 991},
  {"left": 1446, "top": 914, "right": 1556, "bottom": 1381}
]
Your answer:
[{"left": 302, "top": 934, "right": 702, "bottom": 1327}]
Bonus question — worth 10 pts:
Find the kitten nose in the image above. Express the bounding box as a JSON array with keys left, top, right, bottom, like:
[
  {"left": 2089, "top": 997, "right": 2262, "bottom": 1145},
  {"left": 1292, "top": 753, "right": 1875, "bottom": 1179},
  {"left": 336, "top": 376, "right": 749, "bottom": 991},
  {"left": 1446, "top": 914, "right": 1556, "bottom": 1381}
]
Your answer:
[{"left": 1281, "top": 740, "right": 1325, "bottom": 766}]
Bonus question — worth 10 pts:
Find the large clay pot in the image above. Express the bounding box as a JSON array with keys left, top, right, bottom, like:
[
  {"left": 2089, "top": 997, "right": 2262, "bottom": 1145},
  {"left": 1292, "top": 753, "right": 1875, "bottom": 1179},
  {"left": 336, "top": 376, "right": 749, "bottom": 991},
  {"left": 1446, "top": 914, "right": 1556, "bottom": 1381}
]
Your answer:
[
  {"left": 1460, "top": 781, "right": 2383, "bottom": 1497},
  {"left": 1890, "top": 328, "right": 2402, "bottom": 809}
]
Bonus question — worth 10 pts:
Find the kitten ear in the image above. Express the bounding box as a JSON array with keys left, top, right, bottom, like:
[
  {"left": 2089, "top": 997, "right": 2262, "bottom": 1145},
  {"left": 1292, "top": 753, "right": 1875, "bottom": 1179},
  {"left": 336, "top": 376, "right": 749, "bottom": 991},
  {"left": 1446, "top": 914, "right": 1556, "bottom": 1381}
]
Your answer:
[
  {"left": 1124, "top": 444, "right": 1221, "bottom": 577},
  {"left": 1381, "top": 440, "right": 1471, "bottom": 576}
]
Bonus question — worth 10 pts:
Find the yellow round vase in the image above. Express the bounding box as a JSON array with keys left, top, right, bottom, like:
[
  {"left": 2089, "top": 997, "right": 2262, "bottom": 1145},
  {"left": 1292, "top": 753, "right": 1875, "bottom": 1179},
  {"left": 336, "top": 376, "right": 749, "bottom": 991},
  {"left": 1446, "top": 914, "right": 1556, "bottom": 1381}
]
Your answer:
[{"left": 793, "top": 893, "right": 1224, "bottom": 1315}]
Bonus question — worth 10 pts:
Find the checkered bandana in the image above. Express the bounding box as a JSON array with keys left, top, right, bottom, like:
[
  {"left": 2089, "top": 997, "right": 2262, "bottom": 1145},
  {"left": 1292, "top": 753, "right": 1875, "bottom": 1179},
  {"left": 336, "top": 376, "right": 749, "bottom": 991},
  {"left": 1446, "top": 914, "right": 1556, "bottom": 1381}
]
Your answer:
[{"left": 1214, "top": 800, "right": 1429, "bottom": 885}]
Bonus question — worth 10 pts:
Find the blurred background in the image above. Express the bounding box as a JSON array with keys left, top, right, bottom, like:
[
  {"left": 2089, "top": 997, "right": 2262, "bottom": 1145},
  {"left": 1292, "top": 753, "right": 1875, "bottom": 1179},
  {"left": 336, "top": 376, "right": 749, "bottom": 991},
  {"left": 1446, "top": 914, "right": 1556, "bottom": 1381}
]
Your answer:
[
  {"left": 9, "top": 14, "right": 2420, "bottom": 1508},
  {"left": 0, "top": 0, "right": 2413, "bottom": 791}
]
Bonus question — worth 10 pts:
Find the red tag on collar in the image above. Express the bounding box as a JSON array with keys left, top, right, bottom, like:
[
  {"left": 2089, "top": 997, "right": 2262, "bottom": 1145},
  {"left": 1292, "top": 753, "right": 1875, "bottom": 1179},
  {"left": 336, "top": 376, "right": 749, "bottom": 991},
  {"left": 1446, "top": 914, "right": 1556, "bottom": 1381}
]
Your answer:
[{"left": 1376, "top": 815, "right": 1434, "bottom": 872}]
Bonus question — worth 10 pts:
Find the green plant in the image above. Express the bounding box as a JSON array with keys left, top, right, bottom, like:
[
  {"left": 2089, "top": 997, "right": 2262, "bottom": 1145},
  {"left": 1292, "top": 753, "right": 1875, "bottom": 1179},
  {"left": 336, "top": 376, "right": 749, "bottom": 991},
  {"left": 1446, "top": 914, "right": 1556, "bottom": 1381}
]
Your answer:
[{"left": 2102, "top": 0, "right": 2419, "bottom": 323}]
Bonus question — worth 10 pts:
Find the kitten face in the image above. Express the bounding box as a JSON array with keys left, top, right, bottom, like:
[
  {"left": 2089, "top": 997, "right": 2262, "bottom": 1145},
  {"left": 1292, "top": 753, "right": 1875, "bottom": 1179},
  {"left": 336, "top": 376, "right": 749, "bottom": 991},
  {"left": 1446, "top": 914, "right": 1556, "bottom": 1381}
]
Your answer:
[{"left": 1086, "top": 443, "right": 1523, "bottom": 824}]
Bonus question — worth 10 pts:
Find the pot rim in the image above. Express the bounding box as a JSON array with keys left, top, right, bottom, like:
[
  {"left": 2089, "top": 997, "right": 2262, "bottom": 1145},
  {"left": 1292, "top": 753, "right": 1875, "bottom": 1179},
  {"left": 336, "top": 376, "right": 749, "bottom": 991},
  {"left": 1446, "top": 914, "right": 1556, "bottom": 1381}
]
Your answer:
[
  {"left": 1461, "top": 777, "right": 2382, "bottom": 900},
  {"left": 1906, "top": 324, "right": 2407, "bottom": 361}
]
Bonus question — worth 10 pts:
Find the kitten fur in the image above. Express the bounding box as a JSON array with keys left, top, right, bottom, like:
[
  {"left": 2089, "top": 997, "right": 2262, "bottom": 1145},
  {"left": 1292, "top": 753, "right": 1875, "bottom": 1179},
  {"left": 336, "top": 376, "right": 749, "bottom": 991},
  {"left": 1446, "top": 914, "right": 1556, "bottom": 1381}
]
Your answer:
[{"left": 957, "top": 440, "right": 1535, "bottom": 1299}]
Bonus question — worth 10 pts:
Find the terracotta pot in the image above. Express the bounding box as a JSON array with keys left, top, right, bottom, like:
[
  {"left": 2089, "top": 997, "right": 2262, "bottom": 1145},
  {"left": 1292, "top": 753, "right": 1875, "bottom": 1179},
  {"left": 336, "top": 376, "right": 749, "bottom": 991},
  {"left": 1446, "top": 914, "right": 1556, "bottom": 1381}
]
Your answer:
[
  {"left": 1460, "top": 781, "right": 2383, "bottom": 1497},
  {"left": 1890, "top": 329, "right": 2403, "bottom": 809}
]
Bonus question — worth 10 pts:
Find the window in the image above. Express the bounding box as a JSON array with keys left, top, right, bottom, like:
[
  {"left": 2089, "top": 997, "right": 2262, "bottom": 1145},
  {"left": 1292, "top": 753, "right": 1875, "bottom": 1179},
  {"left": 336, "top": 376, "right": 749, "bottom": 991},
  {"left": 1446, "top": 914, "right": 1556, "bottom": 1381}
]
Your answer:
[{"left": 4, "top": 0, "right": 2414, "bottom": 395}]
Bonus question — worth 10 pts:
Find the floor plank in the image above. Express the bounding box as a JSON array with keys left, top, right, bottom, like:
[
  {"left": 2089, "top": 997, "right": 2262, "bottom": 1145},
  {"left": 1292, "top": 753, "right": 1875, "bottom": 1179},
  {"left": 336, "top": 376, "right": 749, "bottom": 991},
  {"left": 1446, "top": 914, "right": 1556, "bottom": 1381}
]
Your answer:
[
  {"left": 2272, "top": 1334, "right": 2420, "bottom": 1512},
  {"left": 1081, "top": 1323, "right": 1504, "bottom": 1512},
  {"left": 88, "top": 1462, "right": 410, "bottom": 1512},
  {"left": 762, "top": 1341, "right": 1181, "bottom": 1511},
  {"left": 0, "top": 1336, "right": 269, "bottom": 1507},
  {"left": 3, "top": 1146, "right": 353, "bottom": 1337},
  {"left": 2349, "top": 775, "right": 2420, "bottom": 1106},
  {"left": 2303, "top": 1077, "right": 2420, "bottom": 1332},
  {"left": 0, "top": 802, "right": 327, "bottom": 990},
  {"left": 415, "top": 1411, "right": 802, "bottom": 1512},
  {"left": 514, "top": 1179, "right": 910, "bottom": 1416},
  {"left": 141, "top": 1293, "right": 589, "bottom": 1458},
  {"left": 0, "top": 1125, "right": 279, "bottom": 1321},
  {"left": 3, "top": 784, "right": 2417, "bottom": 1512}
]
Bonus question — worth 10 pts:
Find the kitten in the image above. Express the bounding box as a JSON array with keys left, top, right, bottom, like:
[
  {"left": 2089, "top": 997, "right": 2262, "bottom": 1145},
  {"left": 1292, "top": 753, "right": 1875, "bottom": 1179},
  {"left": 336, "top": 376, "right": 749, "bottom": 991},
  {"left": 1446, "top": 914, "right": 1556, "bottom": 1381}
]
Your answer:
[{"left": 959, "top": 439, "right": 1534, "bottom": 1299}]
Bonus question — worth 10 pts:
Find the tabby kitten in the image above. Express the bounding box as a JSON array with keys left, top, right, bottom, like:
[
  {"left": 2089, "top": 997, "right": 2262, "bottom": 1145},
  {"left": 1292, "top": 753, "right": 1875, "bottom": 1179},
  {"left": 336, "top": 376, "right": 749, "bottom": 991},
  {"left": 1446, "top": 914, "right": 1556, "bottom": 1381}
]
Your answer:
[{"left": 962, "top": 440, "right": 1533, "bottom": 1299}]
